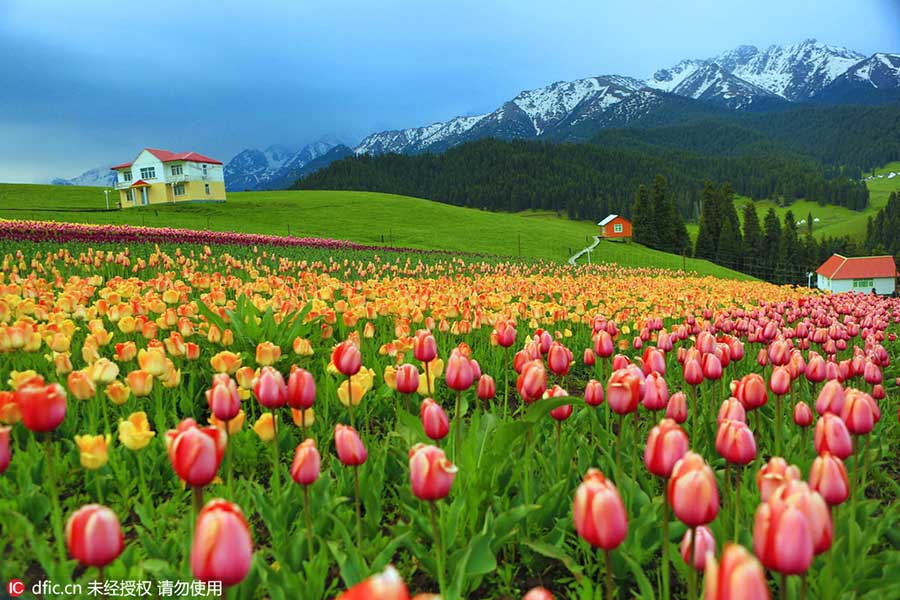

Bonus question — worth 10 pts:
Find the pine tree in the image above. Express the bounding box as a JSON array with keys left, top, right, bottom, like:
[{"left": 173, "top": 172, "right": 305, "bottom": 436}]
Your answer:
[
  {"left": 631, "top": 185, "right": 652, "bottom": 246},
  {"left": 806, "top": 211, "right": 813, "bottom": 237},
  {"left": 763, "top": 209, "right": 782, "bottom": 280},
  {"left": 741, "top": 203, "right": 764, "bottom": 278},
  {"left": 779, "top": 210, "right": 803, "bottom": 284},
  {"left": 694, "top": 182, "right": 721, "bottom": 260}
]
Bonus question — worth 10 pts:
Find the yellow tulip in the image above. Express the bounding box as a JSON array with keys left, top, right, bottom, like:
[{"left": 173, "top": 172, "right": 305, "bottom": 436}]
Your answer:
[
  {"left": 137, "top": 347, "right": 167, "bottom": 377},
  {"left": 253, "top": 413, "right": 276, "bottom": 442},
  {"left": 104, "top": 381, "right": 130, "bottom": 406},
  {"left": 117, "top": 315, "right": 136, "bottom": 334},
  {"left": 210, "top": 351, "right": 242, "bottom": 374},
  {"left": 210, "top": 410, "right": 245, "bottom": 434},
  {"left": 125, "top": 369, "right": 154, "bottom": 397},
  {"left": 8, "top": 370, "right": 43, "bottom": 390},
  {"left": 67, "top": 370, "right": 96, "bottom": 400},
  {"left": 292, "top": 337, "right": 314, "bottom": 356},
  {"left": 383, "top": 365, "right": 398, "bottom": 390},
  {"left": 291, "top": 407, "right": 315, "bottom": 428},
  {"left": 255, "top": 341, "right": 281, "bottom": 366},
  {"left": 117, "top": 412, "right": 156, "bottom": 451},
  {"left": 75, "top": 434, "right": 111, "bottom": 469},
  {"left": 53, "top": 352, "right": 73, "bottom": 376},
  {"left": 89, "top": 358, "right": 119, "bottom": 384}
]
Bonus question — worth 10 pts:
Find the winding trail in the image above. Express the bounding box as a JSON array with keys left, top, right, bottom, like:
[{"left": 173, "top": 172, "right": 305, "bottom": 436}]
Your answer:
[{"left": 568, "top": 235, "right": 601, "bottom": 265}]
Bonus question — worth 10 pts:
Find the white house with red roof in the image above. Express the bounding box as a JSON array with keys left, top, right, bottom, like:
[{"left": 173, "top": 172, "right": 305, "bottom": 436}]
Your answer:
[
  {"left": 111, "top": 148, "right": 225, "bottom": 208},
  {"left": 815, "top": 254, "right": 897, "bottom": 295}
]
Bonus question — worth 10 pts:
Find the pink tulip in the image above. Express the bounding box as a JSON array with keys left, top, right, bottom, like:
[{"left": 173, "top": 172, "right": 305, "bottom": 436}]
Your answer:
[
  {"left": 572, "top": 469, "right": 627, "bottom": 549},
  {"left": 191, "top": 499, "right": 253, "bottom": 586},
  {"left": 409, "top": 443, "right": 457, "bottom": 501}
]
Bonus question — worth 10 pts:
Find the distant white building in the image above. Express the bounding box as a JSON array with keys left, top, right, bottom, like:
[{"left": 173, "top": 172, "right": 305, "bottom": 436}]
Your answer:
[{"left": 816, "top": 254, "right": 897, "bottom": 295}]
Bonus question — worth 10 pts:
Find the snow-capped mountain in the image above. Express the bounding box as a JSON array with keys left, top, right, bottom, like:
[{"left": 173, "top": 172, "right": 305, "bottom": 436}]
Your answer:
[
  {"left": 224, "top": 137, "right": 346, "bottom": 191},
  {"left": 353, "top": 39, "right": 897, "bottom": 158},
  {"left": 815, "top": 53, "right": 900, "bottom": 104},
  {"left": 714, "top": 39, "right": 865, "bottom": 101},
  {"left": 51, "top": 166, "right": 118, "bottom": 187},
  {"left": 355, "top": 75, "right": 679, "bottom": 155},
  {"left": 646, "top": 61, "right": 784, "bottom": 110}
]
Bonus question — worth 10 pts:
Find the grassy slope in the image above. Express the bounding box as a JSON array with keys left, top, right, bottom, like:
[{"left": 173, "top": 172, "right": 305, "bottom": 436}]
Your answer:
[
  {"left": 686, "top": 162, "right": 900, "bottom": 243},
  {"left": 0, "top": 184, "right": 748, "bottom": 278}
]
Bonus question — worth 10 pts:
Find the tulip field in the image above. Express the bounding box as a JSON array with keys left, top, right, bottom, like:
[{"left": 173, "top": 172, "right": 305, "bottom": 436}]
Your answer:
[{"left": 1, "top": 226, "right": 900, "bottom": 600}]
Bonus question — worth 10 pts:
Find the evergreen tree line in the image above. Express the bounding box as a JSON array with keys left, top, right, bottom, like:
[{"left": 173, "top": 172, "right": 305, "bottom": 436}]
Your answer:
[
  {"left": 630, "top": 175, "right": 690, "bottom": 254},
  {"left": 296, "top": 138, "right": 869, "bottom": 220},
  {"left": 865, "top": 192, "right": 900, "bottom": 257},
  {"left": 692, "top": 181, "right": 865, "bottom": 285}
]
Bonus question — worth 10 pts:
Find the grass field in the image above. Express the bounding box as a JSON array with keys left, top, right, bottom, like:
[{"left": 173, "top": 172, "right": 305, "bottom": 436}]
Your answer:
[
  {"left": 686, "top": 162, "right": 900, "bottom": 243},
  {"left": 0, "top": 183, "right": 750, "bottom": 278}
]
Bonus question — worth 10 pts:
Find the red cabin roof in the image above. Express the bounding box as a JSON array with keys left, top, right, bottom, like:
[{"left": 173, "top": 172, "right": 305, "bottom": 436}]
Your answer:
[
  {"left": 110, "top": 148, "right": 223, "bottom": 170},
  {"left": 816, "top": 254, "right": 897, "bottom": 280}
]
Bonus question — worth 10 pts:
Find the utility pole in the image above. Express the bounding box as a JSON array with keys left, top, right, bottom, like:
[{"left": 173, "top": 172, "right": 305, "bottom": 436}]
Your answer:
[{"left": 104, "top": 189, "right": 110, "bottom": 210}]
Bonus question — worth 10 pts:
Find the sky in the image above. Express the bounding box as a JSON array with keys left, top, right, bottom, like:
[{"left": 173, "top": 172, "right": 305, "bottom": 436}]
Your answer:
[{"left": 1, "top": 0, "right": 899, "bottom": 183}]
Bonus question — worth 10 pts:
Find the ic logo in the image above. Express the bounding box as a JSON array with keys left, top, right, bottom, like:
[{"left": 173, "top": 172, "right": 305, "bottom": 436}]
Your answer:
[{"left": 7, "top": 579, "right": 25, "bottom": 597}]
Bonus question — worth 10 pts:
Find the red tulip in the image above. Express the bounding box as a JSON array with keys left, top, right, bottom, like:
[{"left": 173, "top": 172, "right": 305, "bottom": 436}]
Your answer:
[
  {"left": 446, "top": 350, "right": 474, "bottom": 391},
  {"left": 607, "top": 368, "right": 641, "bottom": 415},
  {"left": 668, "top": 452, "right": 719, "bottom": 527},
  {"left": 808, "top": 452, "right": 849, "bottom": 506},
  {"left": 332, "top": 340, "right": 362, "bottom": 376},
  {"left": 769, "top": 481, "right": 832, "bottom": 555},
  {"left": 65, "top": 504, "right": 124, "bottom": 568},
  {"left": 734, "top": 374, "right": 767, "bottom": 411},
  {"left": 547, "top": 342, "right": 571, "bottom": 376},
  {"left": 717, "top": 397, "right": 746, "bottom": 424},
  {"left": 683, "top": 358, "right": 704, "bottom": 386},
  {"left": 287, "top": 367, "right": 316, "bottom": 410},
  {"left": 535, "top": 330, "right": 552, "bottom": 354},
  {"left": 680, "top": 525, "right": 715, "bottom": 570},
  {"left": 583, "top": 348, "right": 596, "bottom": 366},
  {"left": 572, "top": 468, "right": 627, "bottom": 549},
  {"left": 206, "top": 374, "right": 241, "bottom": 421},
  {"left": 395, "top": 364, "right": 420, "bottom": 395},
  {"left": 769, "top": 366, "right": 791, "bottom": 396},
  {"left": 768, "top": 340, "right": 790, "bottom": 366},
  {"left": 413, "top": 330, "right": 438, "bottom": 363},
  {"left": 290, "top": 439, "right": 320, "bottom": 486},
  {"left": 715, "top": 420, "right": 757, "bottom": 465},
  {"left": 584, "top": 379, "right": 604, "bottom": 407},
  {"left": 703, "top": 543, "right": 770, "bottom": 600},
  {"left": 840, "top": 389, "right": 879, "bottom": 435},
  {"left": 334, "top": 424, "right": 367, "bottom": 466},
  {"left": 420, "top": 398, "right": 450, "bottom": 441},
  {"left": 165, "top": 418, "right": 227, "bottom": 487},
  {"left": 593, "top": 330, "right": 614, "bottom": 358},
  {"left": 814, "top": 414, "right": 853, "bottom": 459},
  {"left": 666, "top": 392, "right": 688, "bottom": 423},
  {"left": 806, "top": 354, "right": 826, "bottom": 383},
  {"left": 408, "top": 443, "right": 457, "bottom": 501},
  {"left": 191, "top": 499, "right": 253, "bottom": 586},
  {"left": 15, "top": 382, "right": 67, "bottom": 432},
  {"left": 642, "top": 347, "right": 667, "bottom": 376},
  {"left": 793, "top": 402, "right": 813, "bottom": 428},
  {"left": 702, "top": 353, "right": 723, "bottom": 381},
  {"left": 755, "top": 457, "right": 801, "bottom": 503},
  {"left": 0, "top": 426, "right": 10, "bottom": 473},
  {"left": 815, "top": 380, "right": 845, "bottom": 416},
  {"left": 517, "top": 360, "right": 547, "bottom": 403},
  {"left": 254, "top": 366, "right": 287, "bottom": 409},
  {"left": 641, "top": 372, "right": 669, "bottom": 411},
  {"left": 523, "top": 587, "right": 554, "bottom": 600},
  {"left": 476, "top": 374, "right": 496, "bottom": 400},
  {"left": 863, "top": 361, "right": 882, "bottom": 385},
  {"left": 644, "top": 418, "right": 689, "bottom": 478},
  {"left": 337, "top": 565, "right": 410, "bottom": 600},
  {"left": 753, "top": 498, "right": 813, "bottom": 575},
  {"left": 493, "top": 321, "right": 517, "bottom": 348}
]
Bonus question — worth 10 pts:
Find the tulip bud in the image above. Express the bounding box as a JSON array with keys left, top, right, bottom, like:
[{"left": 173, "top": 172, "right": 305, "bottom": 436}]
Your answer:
[
  {"left": 755, "top": 456, "right": 801, "bottom": 503},
  {"left": 702, "top": 543, "right": 769, "bottom": 600},
  {"left": 332, "top": 340, "right": 362, "bottom": 376},
  {"left": 815, "top": 380, "right": 845, "bottom": 416},
  {"left": 641, "top": 372, "right": 669, "bottom": 411},
  {"left": 808, "top": 452, "right": 849, "bottom": 506},
  {"left": 769, "top": 366, "right": 791, "bottom": 396},
  {"left": 572, "top": 469, "right": 627, "bottom": 550},
  {"left": 290, "top": 439, "right": 320, "bottom": 486},
  {"left": 191, "top": 499, "right": 253, "bottom": 586},
  {"left": 0, "top": 426, "right": 11, "bottom": 473},
  {"left": 668, "top": 452, "right": 719, "bottom": 527},
  {"left": 793, "top": 401, "right": 813, "bottom": 428},
  {"left": 395, "top": 364, "right": 420, "bottom": 395},
  {"left": 15, "top": 382, "right": 67, "bottom": 433},
  {"left": 814, "top": 414, "right": 853, "bottom": 459},
  {"left": 420, "top": 398, "right": 450, "bottom": 441},
  {"left": 715, "top": 420, "right": 757, "bottom": 465},
  {"left": 65, "top": 504, "right": 124, "bottom": 568},
  {"left": 476, "top": 374, "right": 496, "bottom": 401},
  {"left": 206, "top": 375, "right": 241, "bottom": 421},
  {"left": 336, "top": 565, "right": 410, "bottom": 600},
  {"left": 644, "top": 418, "right": 689, "bottom": 479},
  {"left": 334, "top": 424, "right": 367, "bottom": 466},
  {"left": 165, "top": 418, "right": 227, "bottom": 487},
  {"left": 717, "top": 397, "right": 746, "bottom": 424},
  {"left": 517, "top": 360, "right": 547, "bottom": 403},
  {"left": 413, "top": 330, "right": 438, "bottom": 363},
  {"left": 445, "top": 350, "right": 474, "bottom": 391},
  {"left": 666, "top": 391, "right": 688, "bottom": 423},
  {"left": 523, "top": 587, "right": 554, "bottom": 600},
  {"left": 287, "top": 367, "right": 316, "bottom": 410},
  {"left": 681, "top": 525, "right": 716, "bottom": 571},
  {"left": 734, "top": 373, "right": 767, "bottom": 411},
  {"left": 409, "top": 443, "right": 457, "bottom": 501},
  {"left": 840, "top": 389, "right": 879, "bottom": 435},
  {"left": 584, "top": 379, "right": 604, "bottom": 407},
  {"left": 254, "top": 366, "right": 287, "bottom": 409}
]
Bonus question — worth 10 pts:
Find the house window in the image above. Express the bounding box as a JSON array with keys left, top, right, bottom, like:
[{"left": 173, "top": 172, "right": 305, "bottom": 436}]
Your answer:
[
  {"left": 171, "top": 165, "right": 183, "bottom": 176},
  {"left": 852, "top": 278, "right": 874, "bottom": 289},
  {"left": 613, "top": 223, "right": 623, "bottom": 233},
  {"left": 126, "top": 189, "right": 135, "bottom": 203},
  {"left": 204, "top": 183, "right": 210, "bottom": 194},
  {"left": 122, "top": 170, "right": 132, "bottom": 182},
  {"left": 139, "top": 167, "right": 156, "bottom": 179},
  {"left": 202, "top": 164, "right": 208, "bottom": 175},
  {"left": 174, "top": 184, "right": 185, "bottom": 196}
]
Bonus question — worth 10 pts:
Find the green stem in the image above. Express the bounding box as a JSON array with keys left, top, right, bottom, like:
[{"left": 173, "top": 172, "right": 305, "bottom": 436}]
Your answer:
[
  {"left": 136, "top": 451, "right": 150, "bottom": 507},
  {"left": 44, "top": 436, "right": 66, "bottom": 565},
  {"left": 860, "top": 434, "right": 871, "bottom": 499},
  {"left": 630, "top": 411, "right": 638, "bottom": 484},
  {"left": 662, "top": 495, "right": 671, "bottom": 600},
  {"left": 503, "top": 347, "right": 509, "bottom": 420},
  {"left": 224, "top": 419, "right": 233, "bottom": 496},
  {"left": 780, "top": 573, "right": 788, "bottom": 600},
  {"left": 615, "top": 414, "right": 624, "bottom": 483},
  {"left": 555, "top": 420, "right": 562, "bottom": 477},
  {"left": 93, "top": 470, "right": 104, "bottom": 504},
  {"left": 800, "top": 573, "right": 807, "bottom": 600},
  {"left": 690, "top": 385, "right": 698, "bottom": 447},
  {"left": 192, "top": 485, "right": 204, "bottom": 517},
  {"left": 734, "top": 467, "right": 741, "bottom": 541},
  {"left": 270, "top": 411, "right": 281, "bottom": 497},
  {"left": 429, "top": 500, "right": 447, "bottom": 595},
  {"left": 353, "top": 465, "right": 362, "bottom": 549},
  {"left": 604, "top": 549, "right": 615, "bottom": 600},
  {"left": 454, "top": 390, "right": 462, "bottom": 463},
  {"left": 775, "top": 394, "right": 783, "bottom": 456},
  {"left": 303, "top": 484, "right": 314, "bottom": 559},
  {"left": 347, "top": 374, "right": 355, "bottom": 428},
  {"left": 688, "top": 526, "right": 697, "bottom": 600}
]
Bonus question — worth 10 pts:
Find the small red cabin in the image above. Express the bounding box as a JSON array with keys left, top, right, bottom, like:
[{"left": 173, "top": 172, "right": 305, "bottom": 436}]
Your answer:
[{"left": 598, "top": 214, "right": 632, "bottom": 240}]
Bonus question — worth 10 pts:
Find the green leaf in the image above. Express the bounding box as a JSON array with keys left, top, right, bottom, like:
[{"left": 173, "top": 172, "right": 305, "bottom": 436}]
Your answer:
[{"left": 524, "top": 540, "right": 584, "bottom": 581}]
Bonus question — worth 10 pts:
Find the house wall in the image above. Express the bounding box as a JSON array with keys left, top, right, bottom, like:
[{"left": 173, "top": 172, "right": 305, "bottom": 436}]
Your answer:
[
  {"left": 816, "top": 274, "right": 895, "bottom": 294},
  {"left": 603, "top": 217, "right": 632, "bottom": 238}
]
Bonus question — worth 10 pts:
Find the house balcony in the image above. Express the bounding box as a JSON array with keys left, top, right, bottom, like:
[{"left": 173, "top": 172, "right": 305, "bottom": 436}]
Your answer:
[{"left": 115, "top": 180, "right": 133, "bottom": 190}]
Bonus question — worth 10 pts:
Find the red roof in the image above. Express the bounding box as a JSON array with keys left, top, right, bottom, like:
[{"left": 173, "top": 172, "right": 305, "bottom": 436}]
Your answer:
[
  {"left": 130, "top": 180, "right": 152, "bottom": 187},
  {"left": 110, "top": 148, "right": 222, "bottom": 170},
  {"left": 816, "top": 254, "right": 897, "bottom": 280}
]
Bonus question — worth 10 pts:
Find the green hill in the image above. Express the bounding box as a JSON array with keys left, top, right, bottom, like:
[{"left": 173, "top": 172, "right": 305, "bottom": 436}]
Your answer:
[
  {"left": 685, "top": 162, "right": 900, "bottom": 243},
  {"left": 0, "top": 183, "right": 749, "bottom": 279}
]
